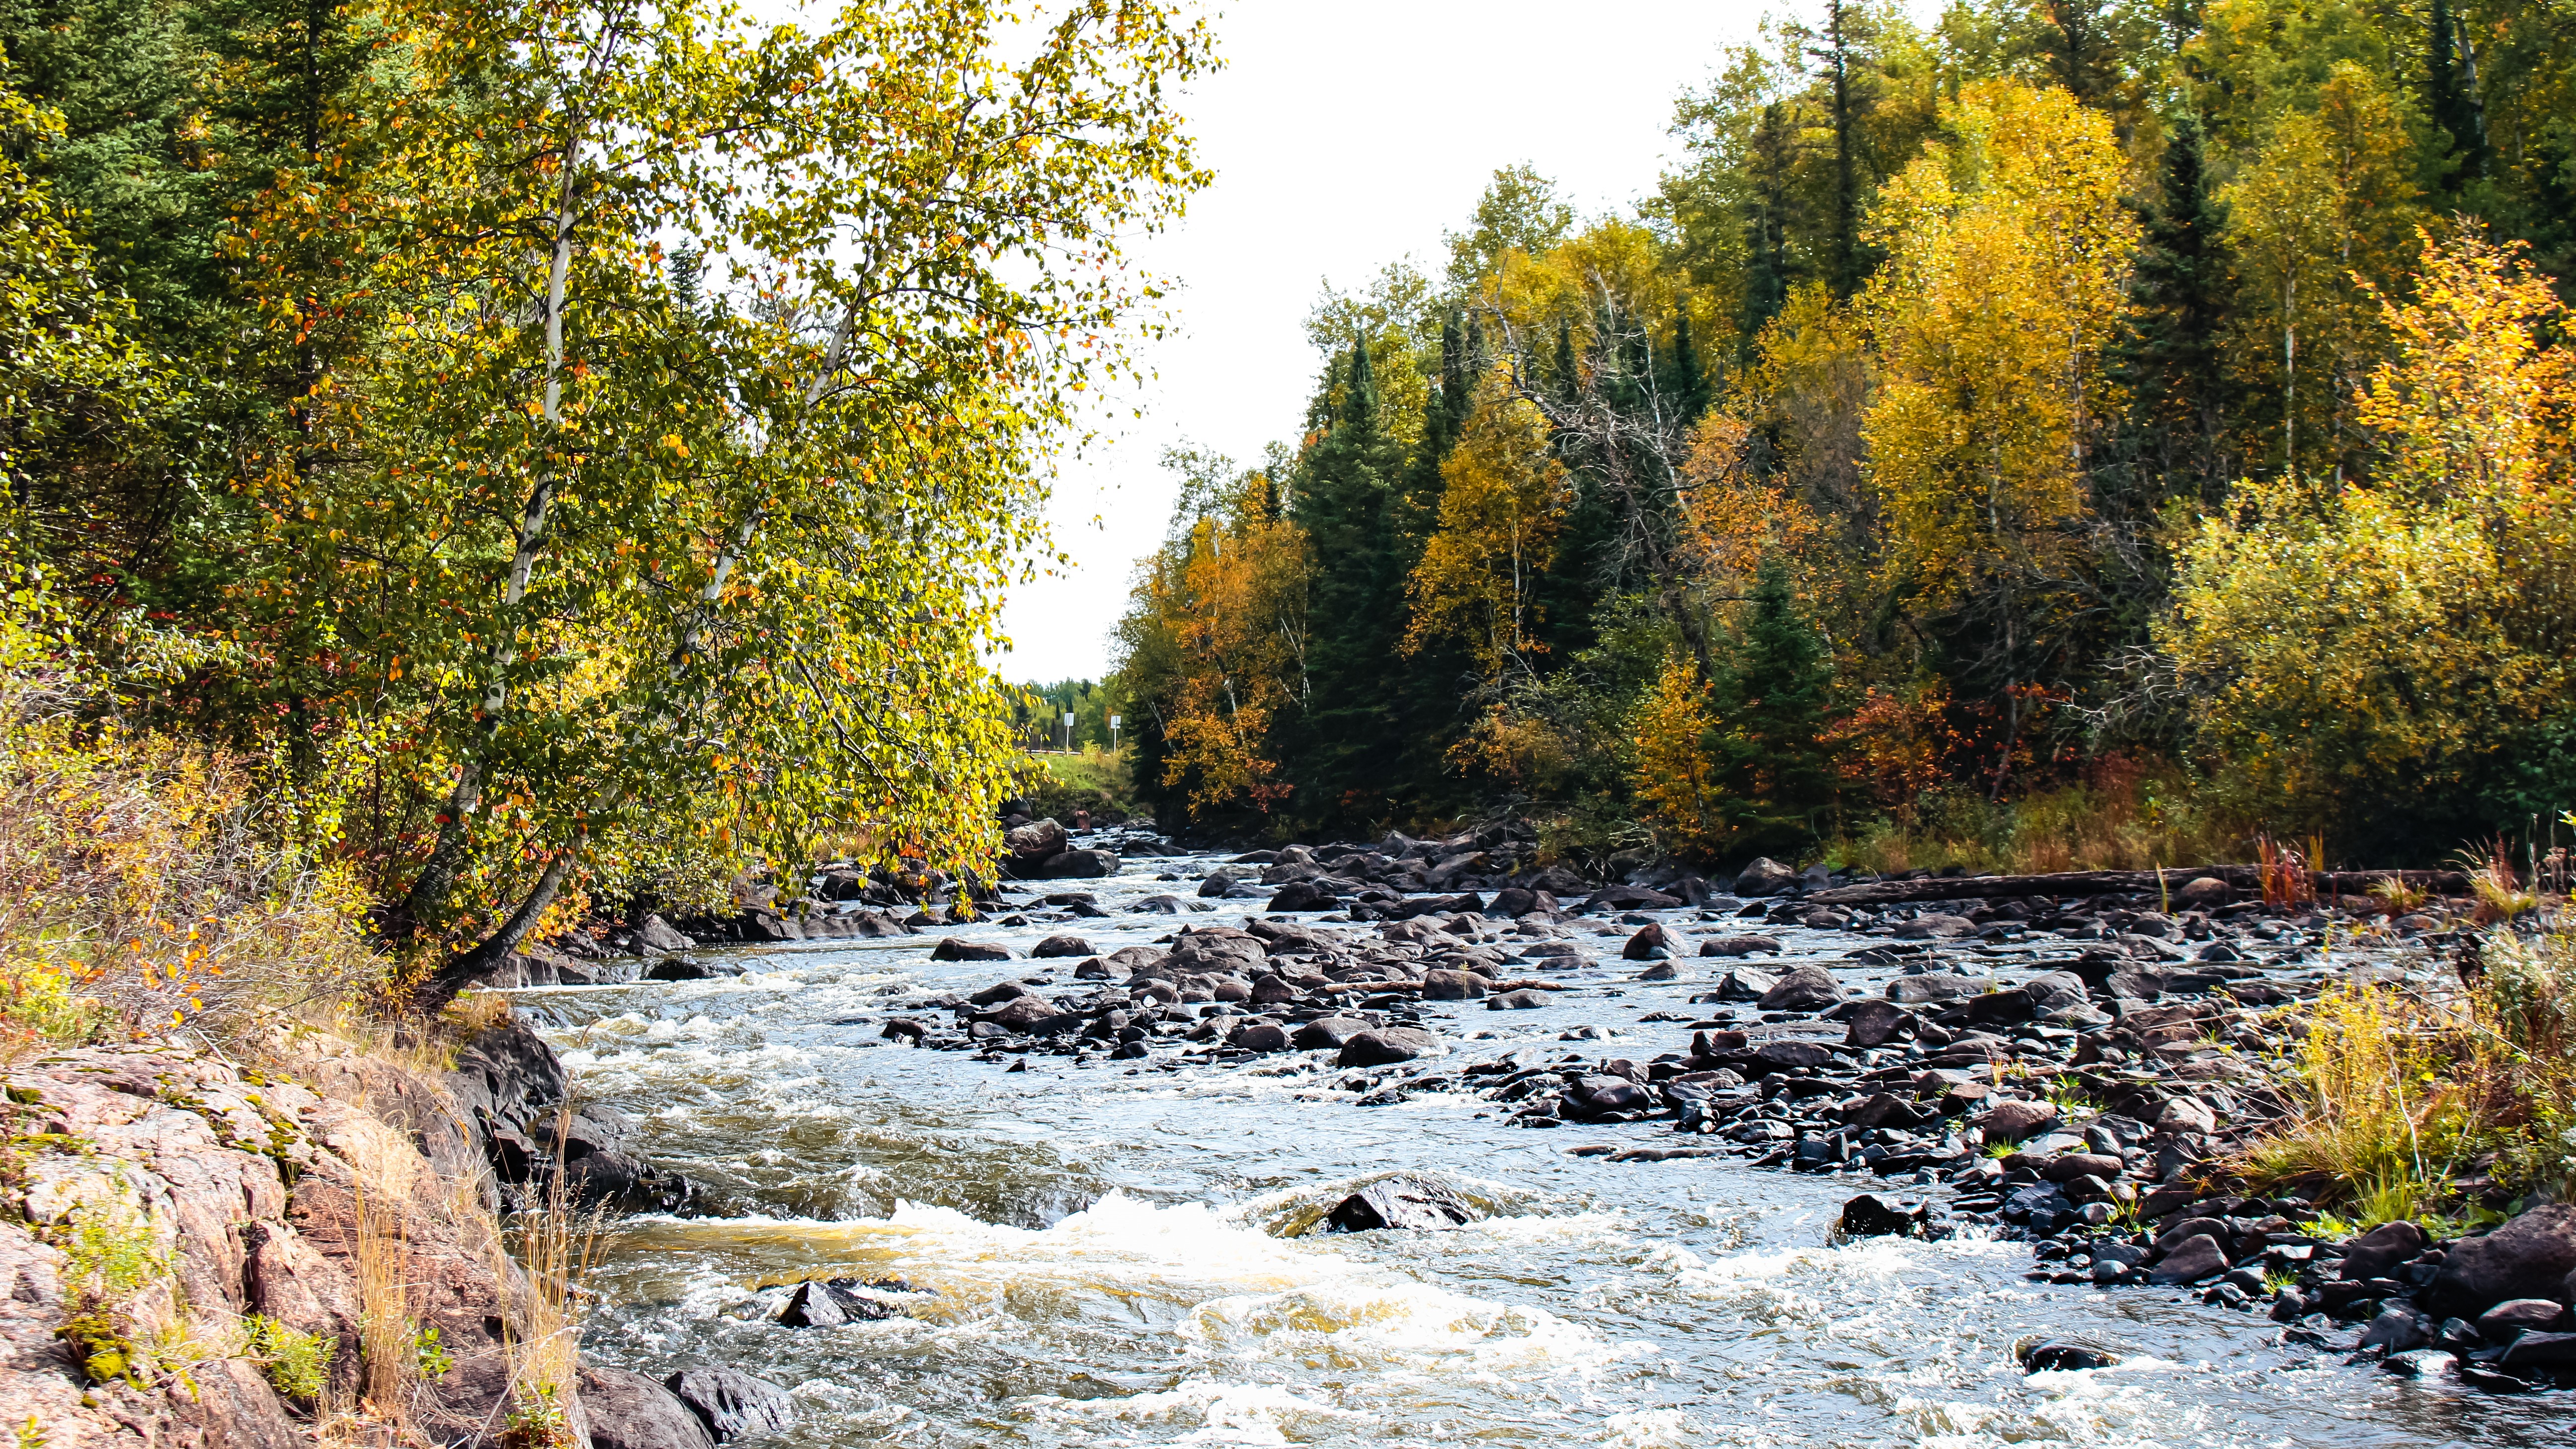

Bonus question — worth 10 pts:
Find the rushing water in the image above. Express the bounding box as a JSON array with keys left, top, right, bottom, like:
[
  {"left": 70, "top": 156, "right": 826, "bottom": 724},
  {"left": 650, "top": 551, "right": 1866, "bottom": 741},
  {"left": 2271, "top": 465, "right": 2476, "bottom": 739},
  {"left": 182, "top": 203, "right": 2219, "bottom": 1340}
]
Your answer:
[{"left": 506, "top": 852, "right": 2569, "bottom": 1449}]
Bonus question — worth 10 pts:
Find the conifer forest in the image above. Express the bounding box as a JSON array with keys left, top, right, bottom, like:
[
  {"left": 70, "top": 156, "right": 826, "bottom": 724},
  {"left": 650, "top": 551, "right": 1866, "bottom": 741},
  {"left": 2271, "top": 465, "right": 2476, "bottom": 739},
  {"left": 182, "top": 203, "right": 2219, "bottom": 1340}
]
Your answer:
[{"left": 1112, "top": 0, "right": 2576, "bottom": 874}]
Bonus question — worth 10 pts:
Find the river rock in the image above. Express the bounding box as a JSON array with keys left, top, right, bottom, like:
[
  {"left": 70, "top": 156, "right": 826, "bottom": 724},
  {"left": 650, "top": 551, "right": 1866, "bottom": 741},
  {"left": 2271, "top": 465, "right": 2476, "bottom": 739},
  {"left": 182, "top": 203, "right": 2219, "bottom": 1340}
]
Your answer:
[
  {"left": 2175, "top": 875, "right": 2232, "bottom": 908},
  {"left": 1292, "top": 1016, "right": 1374, "bottom": 1048},
  {"left": 1336, "top": 1028, "right": 1445, "bottom": 1067},
  {"left": 2020, "top": 1341, "right": 2117, "bottom": 1371},
  {"left": 2154, "top": 1096, "right": 2219, "bottom": 1136},
  {"left": 2382, "top": 1349, "right": 2457, "bottom": 1379},
  {"left": 2498, "top": 1331, "right": 2576, "bottom": 1368},
  {"left": 1228, "top": 1021, "right": 1292, "bottom": 1053},
  {"left": 932, "top": 937, "right": 1013, "bottom": 962},
  {"left": 1735, "top": 858, "right": 1798, "bottom": 896},
  {"left": 1839, "top": 1193, "right": 1929, "bottom": 1238},
  {"left": 1712, "top": 967, "right": 1779, "bottom": 1002},
  {"left": 1892, "top": 914, "right": 1978, "bottom": 940},
  {"left": 1752, "top": 1040, "right": 1835, "bottom": 1072},
  {"left": 2022, "top": 970, "right": 2090, "bottom": 1014},
  {"left": 1489, "top": 989, "right": 1549, "bottom": 1009},
  {"left": 1031, "top": 934, "right": 1093, "bottom": 958},
  {"left": 665, "top": 1367, "right": 799, "bottom": 1443},
  {"left": 1198, "top": 870, "right": 1238, "bottom": 897},
  {"left": 2041, "top": 1153, "right": 2125, "bottom": 1183},
  {"left": 1623, "top": 924, "right": 1684, "bottom": 960},
  {"left": 1635, "top": 961, "right": 1678, "bottom": 981},
  {"left": 2337, "top": 1220, "right": 2427, "bottom": 1281},
  {"left": 1699, "top": 935, "right": 1782, "bottom": 957},
  {"left": 2433, "top": 1205, "right": 2576, "bottom": 1312},
  {"left": 1040, "top": 848, "right": 1120, "bottom": 879},
  {"left": 1756, "top": 964, "right": 1846, "bottom": 1011},
  {"left": 1421, "top": 968, "right": 1491, "bottom": 999},
  {"left": 1978, "top": 1099, "right": 2059, "bottom": 1143},
  {"left": 645, "top": 957, "right": 714, "bottom": 981},
  {"left": 2358, "top": 1307, "right": 2431, "bottom": 1354},
  {"left": 977, "top": 996, "right": 1060, "bottom": 1033},
  {"left": 635, "top": 913, "right": 693, "bottom": 953},
  {"left": 969, "top": 980, "right": 1035, "bottom": 1006},
  {"left": 2477, "top": 1298, "right": 2570, "bottom": 1338},
  {"left": 1887, "top": 972, "right": 1980, "bottom": 1004},
  {"left": 1563, "top": 1075, "right": 1653, "bottom": 1117},
  {"left": 2147, "top": 1233, "right": 2231, "bottom": 1285},
  {"left": 1842, "top": 1000, "right": 1915, "bottom": 1048},
  {"left": 583, "top": 1366, "right": 717, "bottom": 1449},
  {"left": 1268, "top": 880, "right": 1338, "bottom": 912},
  {"left": 1323, "top": 1177, "right": 1477, "bottom": 1232}
]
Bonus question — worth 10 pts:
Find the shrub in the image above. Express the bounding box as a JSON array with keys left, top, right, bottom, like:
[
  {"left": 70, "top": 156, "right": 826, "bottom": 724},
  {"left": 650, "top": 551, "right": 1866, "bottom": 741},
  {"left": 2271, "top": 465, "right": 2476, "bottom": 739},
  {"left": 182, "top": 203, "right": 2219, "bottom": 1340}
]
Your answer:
[{"left": 240, "top": 1314, "right": 333, "bottom": 1403}]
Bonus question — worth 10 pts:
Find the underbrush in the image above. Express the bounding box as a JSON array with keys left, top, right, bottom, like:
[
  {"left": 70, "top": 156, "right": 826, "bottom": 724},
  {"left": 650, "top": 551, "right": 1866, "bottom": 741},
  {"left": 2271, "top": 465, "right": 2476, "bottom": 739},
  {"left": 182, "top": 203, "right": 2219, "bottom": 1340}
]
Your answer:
[
  {"left": 2233, "top": 920, "right": 2576, "bottom": 1216},
  {"left": 0, "top": 616, "right": 392, "bottom": 1054},
  {"left": 1832, "top": 768, "right": 2244, "bottom": 875}
]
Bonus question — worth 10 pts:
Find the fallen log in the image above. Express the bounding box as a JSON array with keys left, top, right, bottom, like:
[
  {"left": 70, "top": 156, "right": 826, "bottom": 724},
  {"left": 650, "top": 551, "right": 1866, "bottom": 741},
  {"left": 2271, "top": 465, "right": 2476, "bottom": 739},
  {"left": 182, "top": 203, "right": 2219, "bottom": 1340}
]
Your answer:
[{"left": 1805, "top": 865, "right": 2470, "bottom": 906}]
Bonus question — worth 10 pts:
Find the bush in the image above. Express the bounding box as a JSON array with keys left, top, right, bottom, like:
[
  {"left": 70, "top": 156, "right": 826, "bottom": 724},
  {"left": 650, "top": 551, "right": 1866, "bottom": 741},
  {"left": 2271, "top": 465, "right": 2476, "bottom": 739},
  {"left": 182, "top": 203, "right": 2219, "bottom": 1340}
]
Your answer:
[{"left": 240, "top": 1314, "right": 333, "bottom": 1403}]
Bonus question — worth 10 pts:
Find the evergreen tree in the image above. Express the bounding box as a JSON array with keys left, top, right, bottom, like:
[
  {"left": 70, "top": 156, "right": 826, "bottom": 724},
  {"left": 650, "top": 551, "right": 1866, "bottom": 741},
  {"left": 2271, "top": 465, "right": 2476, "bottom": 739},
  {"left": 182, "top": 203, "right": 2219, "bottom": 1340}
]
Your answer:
[
  {"left": 1809, "top": 0, "right": 1869, "bottom": 298},
  {"left": 2104, "top": 112, "right": 2233, "bottom": 511},
  {"left": 1288, "top": 339, "right": 1410, "bottom": 822},
  {"left": 1706, "top": 559, "right": 1837, "bottom": 855},
  {"left": 2425, "top": 0, "right": 2486, "bottom": 189},
  {"left": 1669, "top": 314, "right": 1710, "bottom": 422},
  {"left": 1736, "top": 100, "right": 1798, "bottom": 359}
]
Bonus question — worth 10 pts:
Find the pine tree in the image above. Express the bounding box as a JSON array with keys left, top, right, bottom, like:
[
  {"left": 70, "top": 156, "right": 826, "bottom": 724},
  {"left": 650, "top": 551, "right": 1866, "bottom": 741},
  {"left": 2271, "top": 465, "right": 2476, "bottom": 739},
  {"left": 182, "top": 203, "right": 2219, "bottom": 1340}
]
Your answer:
[
  {"left": 1288, "top": 339, "right": 1410, "bottom": 822},
  {"left": 1706, "top": 559, "right": 1837, "bottom": 855},
  {"left": 1669, "top": 314, "right": 1710, "bottom": 422},
  {"left": 2425, "top": 0, "right": 2486, "bottom": 189},
  {"left": 1737, "top": 101, "right": 1798, "bottom": 358},
  {"left": 2104, "top": 112, "right": 2233, "bottom": 511}
]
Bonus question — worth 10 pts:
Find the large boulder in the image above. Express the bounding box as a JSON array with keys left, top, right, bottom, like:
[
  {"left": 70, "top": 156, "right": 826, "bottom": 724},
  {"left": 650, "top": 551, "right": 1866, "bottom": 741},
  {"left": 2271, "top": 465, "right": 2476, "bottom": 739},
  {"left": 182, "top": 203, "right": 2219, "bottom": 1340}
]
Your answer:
[
  {"left": 1039, "top": 848, "right": 1120, "bottom": 879},
  {"left": 977, "top": 996, "right": 1062, "bottom": 1033},
  {"left": 1267, "top": 880, "right": 1338, "bottom": 912},
  {"left": 1887, "top": 972, "right": 1981, "bottom": 1005},
  {"left": 2433, "top": 1205, "right": 2576, "bottom": 1313},
  {"left": 931, "top": 937, "right": 1013, "bottom": 962},
  {"left": 1030, "top": 934, "right": 1093, "bottom": 959},
  {"left": 1561, "top": 1075, "right": 1653, "bottom": 1118},
  {"left": 664, "top": 1367, "right": 799, "bottom": 1443},
  {"left": 1006, "top": 817, "right": 1068, "bottom": 864},
  {"left": 1335, "top": 1027, "right": 1446, "bottom": 1067},
  {"left": 634, "top": 914, "right": 693, "bottom": 954},
  {"left": 1291, "top": 1016, "right": 1375, "bottom": 1049},
  {"left": 1734, "top": 858, "right": 1798, "bottom": 896},
  {"left": 2146, "top": 1233, "right": 2231, "bottom": 1285},
  {"left": 1420, "top": 969, "right": 1491, "bottom": 1000},
  {"left": 583, "top": 1367, "right": 718, "bottom": 1449},
  {"left": 1323, "top": 1177, "right": 1477, "bottom": 1233},
  {"left": 1623, "top": 923, "right": 1686, "bottom": 960},
  {"left": 1711, "top": 967, "right": 1779, "bottom": 1002},
  {"left": 1756, "top": 964, "right": 1847, "bottom": 1012},
  {"left": 1977, "top": 1098, "right": 2060, "bottom": 1144},
  {"left": 1227, "top": 1021, "right": 1293, "bottom": 1053},
  {"left": 1842, "top": 1000, "right": 1916, "bottom": 1048},
  {"left": 1839, "top": 1193, "right": 1931, "bottom": 1238}
]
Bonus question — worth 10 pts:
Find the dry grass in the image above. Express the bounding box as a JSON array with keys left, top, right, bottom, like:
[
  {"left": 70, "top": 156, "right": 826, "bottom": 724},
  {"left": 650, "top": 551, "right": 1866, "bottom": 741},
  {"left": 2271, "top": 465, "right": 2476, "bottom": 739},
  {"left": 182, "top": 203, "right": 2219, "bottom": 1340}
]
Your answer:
[
  {"left": 1834, "top": 764, "right": 2244, "bottom": 877},
  {"left": 0, "top": 618, "right": 395, "bottom": 1051},
  {"left": 494, "top": 1109, "right": 604, "bottom": 1449},
  {"left": 2235, "top": 922, "right": 2576, "bottom": 1212}
]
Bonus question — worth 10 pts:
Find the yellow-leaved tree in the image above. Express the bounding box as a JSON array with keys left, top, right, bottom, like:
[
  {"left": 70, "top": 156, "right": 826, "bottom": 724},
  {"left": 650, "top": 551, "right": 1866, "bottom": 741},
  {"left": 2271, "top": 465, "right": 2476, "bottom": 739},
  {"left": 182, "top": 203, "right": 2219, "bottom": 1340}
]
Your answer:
[
  {"left": 2162, "top": 234, "right": 2575, "bottom": 847},
  {"left": 1630, "top": 650, "right": 1724, "bottom": 858},
  {"left": 1860, "top": 82, "right": 2137, "bottom": 686},
  {"left": 1404, "top": 372, "right": 1568, "bottom": 677}
]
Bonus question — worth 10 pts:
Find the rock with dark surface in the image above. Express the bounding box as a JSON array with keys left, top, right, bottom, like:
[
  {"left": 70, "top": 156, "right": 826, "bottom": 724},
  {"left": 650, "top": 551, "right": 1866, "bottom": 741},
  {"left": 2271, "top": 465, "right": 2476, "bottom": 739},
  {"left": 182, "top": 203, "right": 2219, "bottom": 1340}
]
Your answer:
[
  {"left": 2020, "top": 1342, "right": 2118, "bottom": 1372},
  {"left": 2498, "top": 1331, "right": 2576, "bottom": 1368},
  {"left": 2175, "top": 875, "right": 2232, "bottom": 908},
  {"left": 1335, "top": 1027, "right": 1446, "bottom": 1067},
  {"left": 665, "top": 1367, "right": 800, "bottom": 1443},
  {"left": 1268, "top": 879, "right": 1338, "bottom": 912},
  {"left": 2337, "top": 1220, "right": 2427, "bottom": 1282},
  {"left": 2147, "top": 1234, "right": 2231, "bottom": 1285},
  {"left": 1961, "top": 987, "right": 2038, "bottom": 1027},
  {"left": 1007, "top": 816, "right": 1068, "bottom": 862},
  {"left": 1839, "top": 1193, "right": 1930, "bottom": 1238},
  {"left": 1978, "top": 1099, "right": 2059, "bottom": 1143},
  {"left": 1323, "top": 1177, "right": 1478, "bottom": 1233},
  {"left": 2021, "top": 969, "right": 2090, "bottom": 1014},
  {"left": 2358, "top": 1308, "right": 2430, "bottom": 1355},
  {"left": 2382, "top": 1349, "right": 2457, "bottom": 1379},
  {"left": 1887, "top": 972, "right": 1981, "bottom": 1004},
  {"left": 1040, "top": 848, "right": 1121, "bottom": 879},
  {"left": 969, "top": 980, "right": 1036, "bottom": 1006},
  {"left": 1292, "top": 1016, "right": 1375, "bottom": 1048},
  {"left": 2477, "top": 1298, "right": 2570, "bottom": 1339},
  {"left": 645, "top": 956, "right": 715, "bottom": 981},
  {"left": 1623, "top": 923, "right": 1685, "bottom": 960},
  {"left": 1751, "top": 1040, "right": 1836, "bottom": 1072},
  {"left": 1892, "top": 914, "right": 1979, "bottom": 940},
  {"left": 1420, "top": 968, "right": 1492, "bottom": 999},
  {"left": 635, "top": 913, "right": 693, "bottom": 953},
  {"left": 1756, "top": 964, "right": 1847, "bottom": 1012},
  {"left": 1842, "top": 1000, "right": 1916, "bottom": 1048},
  {"left": 582, "top": 1366, "right": 718, "bottom": 1449},
  {"left": 1198, "top": 870, "right": 1239, "bottom": 898},
  {"left": 2433, "top": 1205, "right": 2576, "bottom": 1312},
  {"left": 1489, "top": 989, "right": 1550, "bottom": 1009},
  {"left": 1735, "top": 858, "right": 1799, "bottom": 896},
  {"left": 1228, "top": 1021, "right": 1293, "bottom": 1053},
  {"left": 1699, "top": 935, "right": 1783, "bottom": 957},
  {"left": 774, "top": 1280, "right": 898, "bottom": 1327},
  {"left": 1031, "top": 934, "right": 1093, "bottom": 958},
  {"left": 1562, "top": 1075, "right": 1653, "bottom": 1117},
  {"left": 977, "top": 996, "right": 1062, "bottom": 1033},
  {"left": 1635, "top": 961, "right": 1679, "bottom": 981},
  {"left": 1711, "top": 967, "right": 1780, "bottom": 1002},
  {"left": 932, "top": 937, "right": 1014, "bottom": 962}
]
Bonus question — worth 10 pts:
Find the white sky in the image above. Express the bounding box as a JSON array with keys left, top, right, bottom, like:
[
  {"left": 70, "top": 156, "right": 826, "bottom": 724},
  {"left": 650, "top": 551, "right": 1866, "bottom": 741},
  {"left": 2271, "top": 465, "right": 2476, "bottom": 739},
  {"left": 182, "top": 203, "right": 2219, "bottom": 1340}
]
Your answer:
[{"left": 988, "top": 0, "right": 1771, "bottom": 683}]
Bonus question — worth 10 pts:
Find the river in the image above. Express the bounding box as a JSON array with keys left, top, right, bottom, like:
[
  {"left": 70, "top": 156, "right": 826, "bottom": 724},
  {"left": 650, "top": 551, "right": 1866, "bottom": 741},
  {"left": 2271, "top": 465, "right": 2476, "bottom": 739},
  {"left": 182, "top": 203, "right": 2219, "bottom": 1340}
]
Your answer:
[{"left": 504, "top": 850, "right": 2567, "bottom": 1449}]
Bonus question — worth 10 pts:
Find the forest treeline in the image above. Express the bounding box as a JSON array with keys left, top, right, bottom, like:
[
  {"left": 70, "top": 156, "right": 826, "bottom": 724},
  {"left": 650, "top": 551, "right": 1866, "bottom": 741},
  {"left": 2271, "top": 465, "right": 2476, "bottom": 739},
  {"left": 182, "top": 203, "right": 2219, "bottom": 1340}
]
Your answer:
[
  {"left": 1112, "top": 0, "right": 2576, "bottom": 871},
  {"left": 0, "top": 0, "right": 1208, "bottom": 1000}
]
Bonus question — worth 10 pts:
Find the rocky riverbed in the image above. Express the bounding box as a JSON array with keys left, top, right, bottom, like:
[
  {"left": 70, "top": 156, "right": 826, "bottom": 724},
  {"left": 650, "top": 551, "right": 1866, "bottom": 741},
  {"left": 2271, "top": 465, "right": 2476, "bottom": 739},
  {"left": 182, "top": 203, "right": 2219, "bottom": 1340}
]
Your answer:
[{"left": 470, "top": 823, "right": 2576, "bottom": 1445}]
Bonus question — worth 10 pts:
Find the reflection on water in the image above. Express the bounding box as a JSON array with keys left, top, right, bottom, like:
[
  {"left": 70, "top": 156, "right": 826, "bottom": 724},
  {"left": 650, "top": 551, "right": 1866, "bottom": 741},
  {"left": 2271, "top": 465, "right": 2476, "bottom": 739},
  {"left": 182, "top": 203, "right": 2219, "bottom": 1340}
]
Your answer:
[{"left": 512, "top": 857, "right": 2572, "bottom": 1448}]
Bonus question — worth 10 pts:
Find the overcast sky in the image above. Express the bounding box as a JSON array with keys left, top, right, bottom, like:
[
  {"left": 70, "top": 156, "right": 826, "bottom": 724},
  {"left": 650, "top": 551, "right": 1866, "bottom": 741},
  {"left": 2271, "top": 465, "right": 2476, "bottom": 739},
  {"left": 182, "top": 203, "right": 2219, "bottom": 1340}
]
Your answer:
[{"left": 986, "top": 0, "right": 1771, "bottom": 683}]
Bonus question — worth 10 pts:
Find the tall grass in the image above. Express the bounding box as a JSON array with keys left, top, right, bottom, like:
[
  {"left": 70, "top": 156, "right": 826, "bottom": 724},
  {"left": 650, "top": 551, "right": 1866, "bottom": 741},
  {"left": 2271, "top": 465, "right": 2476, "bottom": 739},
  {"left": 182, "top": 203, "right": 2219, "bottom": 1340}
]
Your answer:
[
  {"left": 2236, "top": 924, "right": 2576, "bottom": 1211},
  {"left": 1833, "top": 764, "right": 2244, "bottom": 876},
  {"left": 0, "top": 618, "right": 392, "bottom": 1052}
]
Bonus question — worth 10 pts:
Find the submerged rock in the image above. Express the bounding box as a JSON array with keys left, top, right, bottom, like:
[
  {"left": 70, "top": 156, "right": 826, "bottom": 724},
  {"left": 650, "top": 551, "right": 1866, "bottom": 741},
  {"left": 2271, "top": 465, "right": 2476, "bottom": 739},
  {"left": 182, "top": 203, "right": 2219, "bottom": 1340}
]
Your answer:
[
  {"left": 1322, "top": 1177, "right": 1478, "bottom": 1233},
  {"left": 665, "top": 1367, "right": 800, "bottom": 1443}
]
